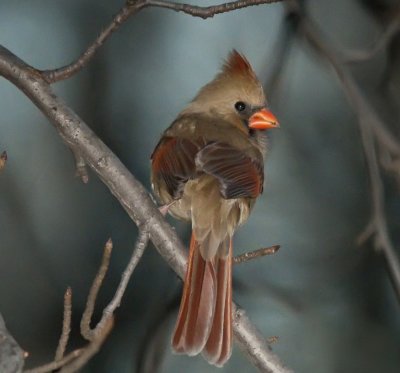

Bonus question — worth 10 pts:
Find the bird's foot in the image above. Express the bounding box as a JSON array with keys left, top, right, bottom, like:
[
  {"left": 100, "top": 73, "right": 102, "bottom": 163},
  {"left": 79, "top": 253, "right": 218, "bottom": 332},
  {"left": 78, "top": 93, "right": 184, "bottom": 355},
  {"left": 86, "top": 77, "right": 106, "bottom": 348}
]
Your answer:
[{"left": 158, "top": 201, "right": 176, "bottom": 216}]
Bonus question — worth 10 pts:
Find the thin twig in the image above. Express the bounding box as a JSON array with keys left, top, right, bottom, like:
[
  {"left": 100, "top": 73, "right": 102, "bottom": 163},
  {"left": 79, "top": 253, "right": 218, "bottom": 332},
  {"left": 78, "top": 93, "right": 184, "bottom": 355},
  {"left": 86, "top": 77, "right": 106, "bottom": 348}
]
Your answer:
[
  {"left": 0, "top": 151, "right": 7, "bottom": 172},
  {"left": 40, "top": 3, "right": 145, "bottom": 83},
  {"left": 40, "top": 0, "right": 283, "bottom": 83},
  {"left": 59, "top": 318, "right": 113, "bottom": 373},
  {"left": 81, "top": 239, "right": 113, "bottom": 341},
  {"left": 24, "top": 349, "right": 82, "bottom": 373},
  {"left": 0, "top": 46, "right": 291, "bottom": 372},
  {"left": 54, "top": 287, "right": 72, "bottom": 361},
  {"left": 93, "top": 228, "right": 149, "bottom": 336},
  {"left": 358, "top": 119, "right": 400, "bottom": 301},
  {"left": 234, "top": 245, "right": 280, "bottom": 264},
  {"left": 288, "top": 0, "right": 400, "bottom": 302}
]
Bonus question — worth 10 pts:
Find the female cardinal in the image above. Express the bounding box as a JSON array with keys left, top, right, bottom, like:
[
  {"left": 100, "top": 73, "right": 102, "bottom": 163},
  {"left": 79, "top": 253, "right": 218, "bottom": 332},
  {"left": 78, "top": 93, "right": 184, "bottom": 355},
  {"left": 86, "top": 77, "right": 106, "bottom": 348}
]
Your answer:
[{"left": 151, "top": 50, "right": 278, "bottom": 366}]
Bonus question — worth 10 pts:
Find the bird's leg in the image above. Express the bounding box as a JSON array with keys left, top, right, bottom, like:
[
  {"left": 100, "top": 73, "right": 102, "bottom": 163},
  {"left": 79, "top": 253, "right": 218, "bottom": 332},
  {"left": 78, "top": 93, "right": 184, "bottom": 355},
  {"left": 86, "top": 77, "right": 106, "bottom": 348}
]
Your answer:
[{"left": 158, "top": 201, "right": 176, "bottom": 216}]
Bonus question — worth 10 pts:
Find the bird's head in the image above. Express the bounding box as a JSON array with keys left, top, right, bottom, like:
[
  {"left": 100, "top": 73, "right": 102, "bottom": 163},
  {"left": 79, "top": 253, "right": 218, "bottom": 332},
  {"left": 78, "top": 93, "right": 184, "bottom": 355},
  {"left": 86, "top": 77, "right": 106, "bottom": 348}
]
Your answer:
[{"left": 185, "top": 50, "right": 279, "bottom": 134}]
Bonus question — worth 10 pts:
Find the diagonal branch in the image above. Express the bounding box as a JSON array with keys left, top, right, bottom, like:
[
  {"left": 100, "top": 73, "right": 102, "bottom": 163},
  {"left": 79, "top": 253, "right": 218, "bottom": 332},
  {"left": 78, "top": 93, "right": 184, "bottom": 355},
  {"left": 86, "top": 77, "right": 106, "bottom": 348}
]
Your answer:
[
  {"left": 41, "top": 0, "right": 283, "bottom": 83},
  {"left": 0, "top": 46, "right": 291, "bottom": 373}
]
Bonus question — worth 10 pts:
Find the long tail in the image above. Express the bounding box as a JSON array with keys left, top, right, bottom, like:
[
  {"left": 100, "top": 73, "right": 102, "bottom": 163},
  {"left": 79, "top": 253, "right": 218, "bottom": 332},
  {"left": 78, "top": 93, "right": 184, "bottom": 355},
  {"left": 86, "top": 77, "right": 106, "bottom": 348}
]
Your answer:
[{"left": 172, "top": 232, "right": 233, "bottom": 367}]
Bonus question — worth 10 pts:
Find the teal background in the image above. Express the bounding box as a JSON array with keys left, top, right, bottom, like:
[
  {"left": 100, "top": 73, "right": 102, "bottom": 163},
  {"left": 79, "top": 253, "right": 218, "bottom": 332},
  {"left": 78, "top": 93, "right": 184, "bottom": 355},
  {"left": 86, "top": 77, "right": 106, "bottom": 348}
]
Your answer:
[{"left": 0, "top": 0, "right": 399, "bottom": 372}]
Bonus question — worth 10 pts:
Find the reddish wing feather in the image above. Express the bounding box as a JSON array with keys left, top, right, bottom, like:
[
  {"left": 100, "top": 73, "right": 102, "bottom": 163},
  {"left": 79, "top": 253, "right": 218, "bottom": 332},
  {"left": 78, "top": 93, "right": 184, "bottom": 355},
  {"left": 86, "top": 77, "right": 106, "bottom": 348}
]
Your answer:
[
  {"left": 151, "top": 137, "right": 201, "bottom": 198},
  {"left": 196, "top": 142, "right": 264, "bottom": 199},
  {"left": 152, "top": 137, "right": 263, "bottom": 200}
]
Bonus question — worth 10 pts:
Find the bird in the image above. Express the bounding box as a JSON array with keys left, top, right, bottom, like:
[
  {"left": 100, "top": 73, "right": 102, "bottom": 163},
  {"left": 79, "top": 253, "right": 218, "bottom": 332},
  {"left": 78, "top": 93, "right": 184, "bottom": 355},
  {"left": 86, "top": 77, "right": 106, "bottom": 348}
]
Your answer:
[{"left": 150, "top": 50, "right": 279, "bottom": 367}]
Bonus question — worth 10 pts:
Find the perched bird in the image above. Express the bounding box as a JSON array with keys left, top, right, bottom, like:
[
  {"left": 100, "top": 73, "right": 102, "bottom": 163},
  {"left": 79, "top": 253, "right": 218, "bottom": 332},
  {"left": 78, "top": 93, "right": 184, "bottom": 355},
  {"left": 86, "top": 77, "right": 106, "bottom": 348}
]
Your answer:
[{"left": 151, "top": 50, "right": 279, "bottom": 367}]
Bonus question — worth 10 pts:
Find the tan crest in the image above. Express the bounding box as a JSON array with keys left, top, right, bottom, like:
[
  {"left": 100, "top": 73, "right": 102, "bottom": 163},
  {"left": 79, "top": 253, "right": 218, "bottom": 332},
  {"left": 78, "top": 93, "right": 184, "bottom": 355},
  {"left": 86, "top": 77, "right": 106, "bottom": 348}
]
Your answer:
[{"left": 221, "top": 50, "right": 256, "bottom": 79}]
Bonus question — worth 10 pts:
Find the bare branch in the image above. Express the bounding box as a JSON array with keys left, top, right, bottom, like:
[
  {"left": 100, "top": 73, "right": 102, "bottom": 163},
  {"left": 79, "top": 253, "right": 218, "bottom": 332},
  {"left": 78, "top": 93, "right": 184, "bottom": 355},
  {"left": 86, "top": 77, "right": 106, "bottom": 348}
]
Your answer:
[
  {"left": 59, "top": 318, "right": 113, "bottom": 373},
  {"left": 0, "top": 313, "right": 25, "bottom": 373},
  {"left": 342, "top": 13, "right": 400, "bottom": 63},
  {"left": 287, "top": 0, "right": 400, "bottom": 302},
  {"left": 0, "top": 151, "right": 7, "bottom": 172},
  {"left": 40, "top": 3, "right": 145, "bottom": 82},
  {"left": 0, "top": 46, "right": 290, "bottom": 372},
  {"left": 234, "top": 245, "right": 280, "bottom": 264},
  {"left": 40, "top": 0, "right": 283, "bottom": 82},
  {"left": 81, "top": 239, "right": 113, "bottom": 341},
  {"left": 82, "top": 229, "right": 149, "bottom": 341},
  {"left": 234, "top": 306, "right": 291, "bottom": 372},
  {"left": 24, "top": 349, "right": 82, "bottom": 373},
  {"left": 94, "top": 228, "right": 149, "bottom": 335},
  {"left": 144, "top": 0, "right": 283, "bottom": 19},
  {"left": 55, "top": 288, "right": 73, "bottom": 361}
]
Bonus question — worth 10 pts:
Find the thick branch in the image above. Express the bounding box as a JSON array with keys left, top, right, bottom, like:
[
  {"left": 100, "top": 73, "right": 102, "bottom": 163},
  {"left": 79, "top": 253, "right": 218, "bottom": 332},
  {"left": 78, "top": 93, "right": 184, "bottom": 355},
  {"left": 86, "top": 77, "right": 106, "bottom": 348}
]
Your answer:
[
  {"left": 0, "top": 313, "right": 25, "bottom": 373},
  {"left": 0, "top": 46, "right": 291, "bottom": 373}
]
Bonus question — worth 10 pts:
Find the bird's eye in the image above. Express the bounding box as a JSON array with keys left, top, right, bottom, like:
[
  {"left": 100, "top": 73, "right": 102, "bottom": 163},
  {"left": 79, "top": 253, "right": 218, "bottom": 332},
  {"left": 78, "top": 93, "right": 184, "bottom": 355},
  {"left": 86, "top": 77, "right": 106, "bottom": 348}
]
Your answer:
[{"left": 235, "top": 101, "right": 246, "bottom": 112}]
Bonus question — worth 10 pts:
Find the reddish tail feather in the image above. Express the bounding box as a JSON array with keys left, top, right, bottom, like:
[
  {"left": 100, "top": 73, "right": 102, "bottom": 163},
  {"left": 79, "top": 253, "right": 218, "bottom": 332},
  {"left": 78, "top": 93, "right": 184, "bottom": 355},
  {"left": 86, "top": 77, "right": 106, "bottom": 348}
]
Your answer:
[{"left": 172, "top": 233, "right": 233, "bottom": 366}]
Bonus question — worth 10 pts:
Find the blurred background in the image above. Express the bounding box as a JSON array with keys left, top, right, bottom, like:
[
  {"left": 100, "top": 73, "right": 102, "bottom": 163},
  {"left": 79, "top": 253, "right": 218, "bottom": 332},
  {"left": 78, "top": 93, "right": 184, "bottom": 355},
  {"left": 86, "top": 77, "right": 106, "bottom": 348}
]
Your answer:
[{"left": 0, "top": 0, "right": 399, "bottom": 372}]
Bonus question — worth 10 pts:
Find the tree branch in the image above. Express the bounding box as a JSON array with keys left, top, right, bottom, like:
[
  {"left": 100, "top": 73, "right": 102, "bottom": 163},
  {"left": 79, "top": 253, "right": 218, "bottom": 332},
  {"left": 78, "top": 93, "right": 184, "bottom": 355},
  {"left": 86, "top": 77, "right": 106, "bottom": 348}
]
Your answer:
[
  {"left": 40, "top": 0, "right": 283, "bottom": 83},
  {"left": 54, "top": 288, "right": 73, "bottom": 362},
  {"left": 341, "top": 12, "right": 400, "bottom": 63},
  {"left": 71, "top": 149, "right": 89, "bottom": 184},
  {"left": 0, "top": 46, "right": 290, "bottom": 372},
  {"left": 287, "top": 0, "right": 400, "bottom": 302},
  {"left": 94, "top": 228, "right": 149, "bottom": 335},
  {"left": 24, "top": 350, "right": 82, "bottom": 373},
  {"left": 81, "top": 239, "right": 113, "bottom": 340},
  {"left": 234, "top": 245, "right": 280, "bottom": 264},
  {"left": 0, "top": 313, "right": 25, "bottom": 373},
  {"left": 81, "top": 230, "right": 150, "bottom": 340},
  {"left": 143, "top": 0, "right": 283, "bottom": 19},
  {"left": 40, "top": 3, "right": 144, "bottom": 83}
]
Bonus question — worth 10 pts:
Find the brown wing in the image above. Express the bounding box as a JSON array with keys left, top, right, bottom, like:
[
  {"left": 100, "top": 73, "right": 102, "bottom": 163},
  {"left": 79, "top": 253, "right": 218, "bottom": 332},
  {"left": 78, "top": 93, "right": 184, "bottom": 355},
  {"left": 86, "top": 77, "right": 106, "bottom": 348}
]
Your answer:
[
  {"left": 152, "top": 132, "right": 263, "bottom": 201},
  {"left": 151, "top": 136, "right": 204, "bottom": 199},
  {"left": 196, "top": 142, "right": 264, "bottom": 199}
]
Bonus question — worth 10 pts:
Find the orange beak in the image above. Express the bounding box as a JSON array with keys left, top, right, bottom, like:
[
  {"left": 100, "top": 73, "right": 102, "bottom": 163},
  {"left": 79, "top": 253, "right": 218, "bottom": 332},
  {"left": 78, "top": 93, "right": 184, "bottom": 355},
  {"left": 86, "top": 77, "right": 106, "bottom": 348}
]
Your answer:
[{"left": 249, "top": 108, "right": 279, "bottom": 130}]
